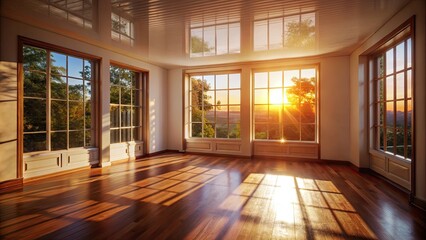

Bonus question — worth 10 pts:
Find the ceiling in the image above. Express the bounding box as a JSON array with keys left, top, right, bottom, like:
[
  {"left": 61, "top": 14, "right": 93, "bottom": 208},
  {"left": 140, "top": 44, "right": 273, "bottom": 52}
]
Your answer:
[{"left": 111, "top": 0, "right": 411, "bottom": 68}]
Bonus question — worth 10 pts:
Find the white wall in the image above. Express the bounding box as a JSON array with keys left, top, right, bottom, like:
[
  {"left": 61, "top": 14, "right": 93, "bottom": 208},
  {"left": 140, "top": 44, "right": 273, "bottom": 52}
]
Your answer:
[
  {"left": 349, "top": 0, "right": 426, "bottom": 201},
  {"left": 167, "top": 69, "right": 184, "bottom": 151}
]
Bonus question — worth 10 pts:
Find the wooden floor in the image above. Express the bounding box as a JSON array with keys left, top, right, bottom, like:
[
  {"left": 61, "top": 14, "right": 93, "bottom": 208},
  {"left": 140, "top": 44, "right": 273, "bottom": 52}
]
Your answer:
[{"left": 1, "top": 153, "right": 425, "bottom": 239}]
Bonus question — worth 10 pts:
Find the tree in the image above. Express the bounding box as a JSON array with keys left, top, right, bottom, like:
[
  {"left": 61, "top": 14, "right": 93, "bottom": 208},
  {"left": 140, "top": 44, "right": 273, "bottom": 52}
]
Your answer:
[
  {"left": 191, "top": 36, "right": 212, "bottom": 54},
  {"left": 190, "top": 77, "right": 215, "bottom": 137},
  {"left": 285, "top": 19, "right": 315, "bottom": 48}
]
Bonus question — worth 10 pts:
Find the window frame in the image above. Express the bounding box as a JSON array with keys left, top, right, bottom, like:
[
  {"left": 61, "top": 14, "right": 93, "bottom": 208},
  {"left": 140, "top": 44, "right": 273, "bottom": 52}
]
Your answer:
[
  {"left": 111, "top": 11, "right": 135, "bottom": 46},
  {"left": 252, "top": 65, "right": 319, "bottom": 143},
  {"left": 44, "top": 0, "right": 95, "bottom": 30},
  {"left": 187, "top": 70, "right": 242, "bottom": 139},
  {"left": 109, "top": 62, "right": 148, "bottom": 145},
  {"left": 18, "top": 37, "right": 100, "bottom": 157}
]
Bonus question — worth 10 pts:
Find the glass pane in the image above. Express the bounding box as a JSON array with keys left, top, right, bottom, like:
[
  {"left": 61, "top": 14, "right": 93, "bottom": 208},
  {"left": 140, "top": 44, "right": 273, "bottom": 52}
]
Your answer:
[
  {"left": 386, "top": 102, "right": 394, "bottom": 128},
  {"left": 24, "top": 71, "right": 46, "bottom": 98},
  {"left": 204, "top": 26, "right": 215, "bottom": 56},
  {"left": 110, "top": 86, "right": 120, "bottom": 104},
  {"left": 205, "top": 108, "right": 215, "bottom": 123},
  {"left": 386, "top": 49, "right": 394, "bottom": 75},
  {"left": 133, "top": 107, "right": 140, "bottom": 127},
  {"left": 85, "top": 130, "right": 92, "bottom": 147},
  {"left": 229, "top": 90, "right": 240, "bottom": 104},
  {"left": 407, "top": 38, "right": 412, "bottom": 68},
  {"left": 203, "top": 75, "right": 215, "bottom": 89},
  {"left": 121, "top": 88, "right": 131, "bottom": 105},
  {"left": 216, "top": 24, "right": 228, "bottom": 55},
  {"left": 407, "top": 100, "right": 412, "bottom": 128},
  {"left": 255, "top": 89, "right": 268, "bottom": 104},
  {"left": 85, "top": 100, "right": 91, "bottom": 129},
  {"left": 51, "top": 76, "right": 66, "bottom": 99},
  {"left": 407, "top": 70, "right": 412, "bottom": 98},
  {"left": 395, "top": 73, "right": 404, "bottom": 99},
  {"left": 284, "top": 105, "right": 300, "bottom": 125},
  {"left": 83, "top": 60, "right": 92, "bottom": 80},
  {"left": 269, "top": 124, "right": 281, "bottom": 140},
  {"left": 84, "top": 81, "right": 92, "bottom": 101},
  {"left": 191, "top": 106, "right": 202, "bottom": 122},
  {"left": 301, "top": 68, "right": 316, "bottom": 79},
  {"left": 69, "top": 78, "right": 84, "bottom": 100},
  {"left": 190, "top": 28, "right": 203, "bottom": 56},
  {"left": 229, "top": 23, "right": 240, "bottom": 54},
  {"left": 269, "top": 105, "right": 281, "bottom": 123},
  {"left": 205, "top": 90, "right": 215, "bottom": 106},
  {"left": 269, "top": 71, "right": 282, "bottom": 88},
  {"left": 132, "top": 90, "right": 141, "bottom": 106},
  {"left": 50, "top": 52, "right": 67, "bottom": 76},
  {"left": 301, "top": 124, "right": 315, "bottom": 141},
  {"left": 379, "top": 103, "right": 384, "bottom": 126},
  {"left": 386, "top": 76, "right": 394, "bottom": 101},
  {"left": 254, "top": 105, "right": 268, "bottom": 122},
  {"left": 121, "top": 128, "right": 131, "bottom": 142},
  {"left": 396, "top": 101, "right": 404, "bottom": 128},
  {"left": 23, "top": 46, "right": 47, "bottom": 72},
  {"left": 69, "top": 131, "right": 84, "bottom": 148},
  {"left": 284, "top": 70, "right": 299, "bottom": 87},
  {"left": 407, "top": 128, "right": 412, "bottom": 159},
  {"left": 111, "top": 129, "right": 120, "bottom": 144},
  {"left": 120, "top": 70, "right": 133, "bottom": 87},
  {"left": 377, "top": 56, "right": 384, "bottom": 77},
  {"left": 269, "top": 88, "right": 282, "bottom": 105},
  {"left": 283, "top": 124, "right": 300, "bottom": 141},
  {"left": 110, "top": 105, "right": 119, "bottom": 128},
  {"left": 216, "top": 106, "right": 228, "bottom": 124},
  {"left": 229, "top": 106, "right": 240, "bottom": 123},
  {"left": 203, "top": 123, "right": 215, "bottom": 138},
  {"left": 254, "top": 20, "right": 268, "bottom": 51},
  {"left": 121, "top": 106, "right": 131, "bottom": 127},
  {"left": 255, "top": 124, "right": 267, "bottom": 139},
  {"left": 395, "top": 128, "right": 404, "bottom": 157},
  {"left": 396, "top": 42, "right": 405, "bottom": 72},
  {"left": 24, "top": 99, "right": 46, "bottom": 132},
  {"left": 216, "top": 75, "right": 228, "bottom": 89},
  {"left": 110, "top": 66, "right": 120, "bottom": 85},
  {"left": 51, "top": 100, "right": 67, "bottom": 131},
  {"left": 51, "top": 132, "right": 67, "bottom": 151},
  {"left": 301, "top": 103, "right": 316, "bottom": 123},
  {"left": 269, "top": 18, "right": 283, "bottom": 49},
  {"left": 386, "top": 127, "right": 394, "bottom": 153},
  {"left": 68, "top": 56, "right": 83, "bottom": 78},
  {"left": 24, "top": 133, "right": 47, "bottom": 153},
  {"left": 378, "top": 78, "right": 384, "bottom": 101},
  {"left": 69, "top": 101, "right": 84, "bottom": 130},
  {"left": 254, "top": 72, "right": 268, "bottom": 88},
  {"left": 216, "top": 123, "right": 228, "bottom": 138},
  {"left": 216, "top": 90, "right": 228, "bottom": 105},
  {"left": 229, "top": 124, "right": 240, "bottom": 138},
  {"left": 191, "top": 123, "right": 202, "bottom": 137},
  {"left": 229, "top": 74, "right": 240, "bottom": 89},
  {"left": 132, "top": 127, "right": 141, "bottom": 141},
  {"left": 379, "top": 127, "right": 384, "bottom": 150}
]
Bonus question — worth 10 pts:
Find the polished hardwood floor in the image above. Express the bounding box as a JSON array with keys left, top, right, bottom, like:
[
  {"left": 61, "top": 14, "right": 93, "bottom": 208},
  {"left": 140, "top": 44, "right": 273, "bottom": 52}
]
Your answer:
[{"left": 1, "top": 153, "right": 425, "bottom": 239}]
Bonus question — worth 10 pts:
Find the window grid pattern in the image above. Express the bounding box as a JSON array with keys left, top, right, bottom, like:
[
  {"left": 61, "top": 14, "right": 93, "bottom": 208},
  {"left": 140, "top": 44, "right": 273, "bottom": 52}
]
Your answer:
[
  {"left": 23, "top": 45, "right": 94, "bottom": 153},
  {"left": 253, "top": 68, "right": 317, "bottom": 142},
  {"left": 111, "top": 12, "right": 135, "bottom": 46},
  {"left": 44, "top": 0, "right": 93, "bottom": 29},
  {"left": 373, "top": 37, "right": 412, "bottom": 160},
  {"left": 190, "top": 21, "right": 241, "bottom": 57},
  {"left": 253, "top": 11, "right": 315, "bottom": 51},
  {"left": 189, "top": 73, "right": 241, "bottom": 138},
  {"left": 110, "top": 66, "right": 143, "bottom": 144}
]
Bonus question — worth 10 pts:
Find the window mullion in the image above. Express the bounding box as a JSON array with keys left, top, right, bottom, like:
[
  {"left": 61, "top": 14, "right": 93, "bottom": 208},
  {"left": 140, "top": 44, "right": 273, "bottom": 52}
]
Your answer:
[{"left": 46, "top": 50, "right": 52, "bottom": 152}]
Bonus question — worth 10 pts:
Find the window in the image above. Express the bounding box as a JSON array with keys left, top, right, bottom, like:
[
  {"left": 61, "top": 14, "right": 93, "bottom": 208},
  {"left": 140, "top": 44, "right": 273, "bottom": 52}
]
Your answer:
[
  {"left": 43, "top": 0, "right": 94, "bottom": 29},
  {"left": 189, "top": 73, "right": 241, "bottom": 138},
  {"left": 253, "top": 67, "right": 317, "bottom": 141},
  {"left": 110, "top": 66, "right": 144, "bottom": 143},
  {"left": 23, "top": 45, "right": 96, "bottom": 153},
  {"left": 190, "top": 21, "right": 240, "bottom": 57},
  {"left": 111, "top": 12, "right": 134, "bottom": 46},
  {"left": 372, "top": 36, "right": 413, "bottom": 160},
  {"left": 254, "top": 12, "right": 315, "bottom": 51}
]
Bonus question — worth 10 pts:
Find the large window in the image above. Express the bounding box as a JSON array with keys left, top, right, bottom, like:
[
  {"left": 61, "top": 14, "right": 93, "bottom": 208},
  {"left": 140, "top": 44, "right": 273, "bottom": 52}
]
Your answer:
[
  {"left": 111, "top": 12, "right": 134, "bottom": 46},
  {"left": 23, "top": 45, "right": 95, "bottom": 153},
  {"left": 189, "top": 73, "right": 241, "bottom": 138},
  {"left": 190, "top": 21, "right": 240, "bottom": 57},
  {"left": 253, "top": 67, "right": 317, "bottom": 141},
  {"left": 372, "top": 36, "right": 413, "bottom": 160},
  {"left": 43, "top": 0, "right": 94, "bottom": 29},
  {"left": 254, "top": 12, "right": 315, "bottom": 51},
  {"left": 110, "top": 66, "right": 143, "bottom": 143}
]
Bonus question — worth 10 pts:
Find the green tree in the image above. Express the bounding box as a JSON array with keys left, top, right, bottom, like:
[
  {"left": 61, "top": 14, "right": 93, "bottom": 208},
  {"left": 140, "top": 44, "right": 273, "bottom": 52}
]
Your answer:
[
  {"left": 285, "top": 19, "right": 315, "bottom": 48},
  {"left": 191, "top": 77, "right": 214, "bottom": 137}
]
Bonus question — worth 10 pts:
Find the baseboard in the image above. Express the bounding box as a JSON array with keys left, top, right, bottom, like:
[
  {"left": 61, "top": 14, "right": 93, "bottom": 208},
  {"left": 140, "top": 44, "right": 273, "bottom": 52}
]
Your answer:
[
  {"left": 410, "top": 194, "right": 426, "bottom": 212},
  {"left": 24, "top": 166, "right": 91, "bottom": 183},
  {"left": 144, "top": 149, "right": 181, "bottom": 157},
  {"left": 0, "top": 178, "right": 23, "bottom": 193},
  {"left": 187, "top": 151, "right": 252, "bottom": 159}
]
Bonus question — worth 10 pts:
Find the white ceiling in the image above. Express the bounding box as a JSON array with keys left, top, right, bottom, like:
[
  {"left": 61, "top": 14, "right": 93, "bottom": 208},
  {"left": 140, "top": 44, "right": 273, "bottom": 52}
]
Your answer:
[{"left": 111, "top": 0, "right": 411, "bottom": 68}]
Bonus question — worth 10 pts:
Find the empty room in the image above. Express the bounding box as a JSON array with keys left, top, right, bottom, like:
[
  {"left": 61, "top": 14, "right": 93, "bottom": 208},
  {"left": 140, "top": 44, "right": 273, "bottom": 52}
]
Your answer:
[{"left": 0, "top": 0, "right": 425, "bottom": 239}]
